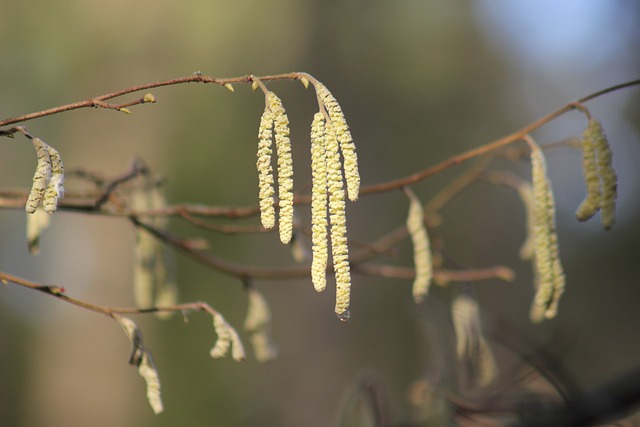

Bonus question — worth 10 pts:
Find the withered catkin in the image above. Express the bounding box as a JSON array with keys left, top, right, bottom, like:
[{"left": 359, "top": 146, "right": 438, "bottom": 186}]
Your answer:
[
  {"left": 42, "top": 145, "right": 64, "bottom": 214},
  {"left": 26, "top": 138, "right": 52, "bottom": 214}
]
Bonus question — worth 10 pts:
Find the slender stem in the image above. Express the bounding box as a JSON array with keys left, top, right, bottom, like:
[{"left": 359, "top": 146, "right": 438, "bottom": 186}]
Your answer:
[{"left": 0, "top": 72, "right": 307, "bottom": 128}]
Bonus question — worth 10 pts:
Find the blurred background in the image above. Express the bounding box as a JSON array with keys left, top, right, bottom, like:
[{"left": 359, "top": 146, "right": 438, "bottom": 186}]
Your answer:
[{"left": 0, "top": 1, "right": 639, "bottom": 426}]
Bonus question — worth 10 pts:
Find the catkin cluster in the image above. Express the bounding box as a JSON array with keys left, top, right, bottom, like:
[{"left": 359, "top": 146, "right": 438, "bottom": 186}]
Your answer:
[
  {"left": 576, "top": 118, "right": 618, "bottom": 230},
  {"left": 309, "top": 82, "right": 360, "bottom": 319},
  {"left": 253, "top": 79, "right": 360, "bottom": 319},
  {"left": 256, "top": 92, "right": 294, "bottom": 244},
  {"left": 25, "top": 138, "right": 64, "bottom": 214},
  {"left": 529, "top": 143, "right": 565, "bottom": 320}
]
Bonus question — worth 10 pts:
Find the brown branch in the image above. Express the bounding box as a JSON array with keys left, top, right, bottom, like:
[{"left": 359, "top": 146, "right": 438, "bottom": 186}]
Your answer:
[
  {"left": 354, "top": 263, "right": 515, "bottom": 283},
  {"left": 0, "top": 270, "right": 225, "bottom": 319},
  {"left": 358, "top": 78, "right": 640, "bottom": 196},
  {"left": 0, "top": 72, "right": 309, "bottom": 128}
]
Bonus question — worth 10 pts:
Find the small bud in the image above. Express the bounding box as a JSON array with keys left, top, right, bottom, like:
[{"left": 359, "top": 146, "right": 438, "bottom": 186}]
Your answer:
[
  {"left": 143, "top": 93, "right": 157, "bottom": 103},
  {"left": 251, "top": 81, "right": 259, "bottom": 92},
  {"left": 300, "top": 76, "right": 310, "bottom": 89},
  {"left": 224, "top": 83, "right": 235, "bottom": 93},
  {"left": 119, "top": 107, "right": 132, "bottom": 114}
]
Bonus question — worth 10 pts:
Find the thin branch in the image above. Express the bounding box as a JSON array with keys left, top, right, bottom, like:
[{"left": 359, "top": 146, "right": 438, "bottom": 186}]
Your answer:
[
  {"left": 0, "top": 72, "right": 308, "bottom": 128},
  {"left": 358, "top": 78, "right": 640, "bottom": 196},
  {"left": 0, "top": 270, "right": 224, "bottom": 319}
]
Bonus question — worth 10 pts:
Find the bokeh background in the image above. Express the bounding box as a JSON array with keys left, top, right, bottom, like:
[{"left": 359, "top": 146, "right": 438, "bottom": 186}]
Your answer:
[{"left": 0, "top": 1, "right": 639, "bottom": 426}]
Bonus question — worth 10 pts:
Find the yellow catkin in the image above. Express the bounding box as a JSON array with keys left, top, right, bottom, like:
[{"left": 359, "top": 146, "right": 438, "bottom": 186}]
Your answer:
[
  {"left": 530, "top": 143, "right": 565, "bottom": 319},
  {"left": 591, "top": 119, "right": 617, "bottom": 230},
  {"left": 257, "top": 99, "right": 276, "bottom": 229},
  {"left": 269, "top": 93, "right": 294, "bottom": 244},
  {"left": 315, "top": 82, "right": 360, "bottom": 202},
  {"left": 405, "top": 188, "right": 433, "bottom": 303},
  {"left": 43, "top": 145, "right": 64, "bottom": 214},
  {"left": 310, "top": 112, "right": 329, "bottom": 292},
  {"left": 325, "top": 121, "right": 352, "bottom": 319},
  {"left": 26, "top": 138, "right": 52, "bottom": 214},
  {"left": 576, "top": 122, "right": 601, "bottom": 221}
]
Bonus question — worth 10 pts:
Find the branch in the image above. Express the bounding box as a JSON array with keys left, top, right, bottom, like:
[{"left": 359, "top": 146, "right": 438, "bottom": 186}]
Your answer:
[{"left": 0, "top": 72, "right": 309, "bottom": 128}]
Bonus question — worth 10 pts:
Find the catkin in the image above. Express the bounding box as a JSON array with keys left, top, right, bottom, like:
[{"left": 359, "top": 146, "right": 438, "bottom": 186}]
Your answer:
[
  {"left": 530, "top": 143, "right": 565, "bottom": 319},
  {"left": 26, "top": 138, "right": 52, "bottom": 214},
  {"left": 451, "top": 294, "right": 497, "bottom": 387},
  {"left": 405, "top": 188, "right": 433, "bottom": 303},
  {"left": 315, "top": 82, "right": 360, "bottom": 202},
  {"left": 257, "top": 100, "right": 276, "bottom": 229},
  {"left": 310, "top": 112, "right": 329, "bottom": 292},
  {"left": 244, "top": 288, "right": 278, "bottom": 362},
  {"left": 591, "top": 119, "right": 617, "bottom": 230},
  {"left": 269, "top": 93, "right": 295, "bottom": 244},
  {"left": 325, "top": 121, "right": 352, "bottom": 318},
  {"left": 576, "top": 122, "right": 601, "bottom": 221},
  {"left": 42, "top": 145, "right": 64, "bottom": 214},
  {"left": 517, "top": 182, "right": 536, "bottom": 260}
]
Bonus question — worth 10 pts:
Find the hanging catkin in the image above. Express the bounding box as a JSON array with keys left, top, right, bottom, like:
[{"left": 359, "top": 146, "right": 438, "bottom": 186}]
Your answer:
[
  {"left": 576, "top": 122, "right": 601, "bottom": 222},
  {"left": 257, "top": 100, "right": 276, "bottom": 229},
  {"left": 315, "top": 82, "right": 360, "bottom": 202},
  {"left": 325, "top": 121, "right": 352, "bottom": 318},
  {"left": 42, "top": 145, "right": 64, "bottom": 214},
  {"left": 310, "top": 112, "right": 329, "bottom": 292},
  {"left": 269, "top": 93, "right": 294, "bottom": 244},
  {"left": 405, "top": 188, "right": 433, "bottom": 303},
  {"left": 530, "top": 142, "right": 565, "bottom": 319},
  {"left": 26, "top": 138, "right": 52, "bottom": 214},
  {"left": 591, "top": 119, "right": 617, "bottom": 230}
]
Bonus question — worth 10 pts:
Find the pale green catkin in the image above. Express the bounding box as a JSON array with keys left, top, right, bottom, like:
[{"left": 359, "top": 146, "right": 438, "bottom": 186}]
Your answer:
[
  {"left": 42, "top": 145, "right": 64, "bottom": 214},
  {"left": 325, "top": 121, "right": 352, "bottom": 318},
  {"left": 451, "top": 294, "right": 497, "bottom": 387},
  {"left": 26, "top": 138, "right": 52, "bottom": 214},
  {"left": 576, "top": 122, "right": 601, "bottom": 221},
  {"left": 530, "top": 144, "right": 565, "bottom": 319},
  {"left": 244, "top": 288, "right": 278, "bottom": 362},
  {"left": 405, "top": 188, "right": 433, "bottom": 303},
  {"left": 315, "top": 82, "right": 360, "bottom": 202},
  {"left": 269, "top": 93, "right": 295, "bottom": 244},
  {"left": 257, "top": 98, "right": 276, "bottom": 229},
  {"left": 591, "top": 119, "right": 617, "bottom": 230},
  {"left": 310, "top": 112, "right": 329, "bottom": 292}
]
